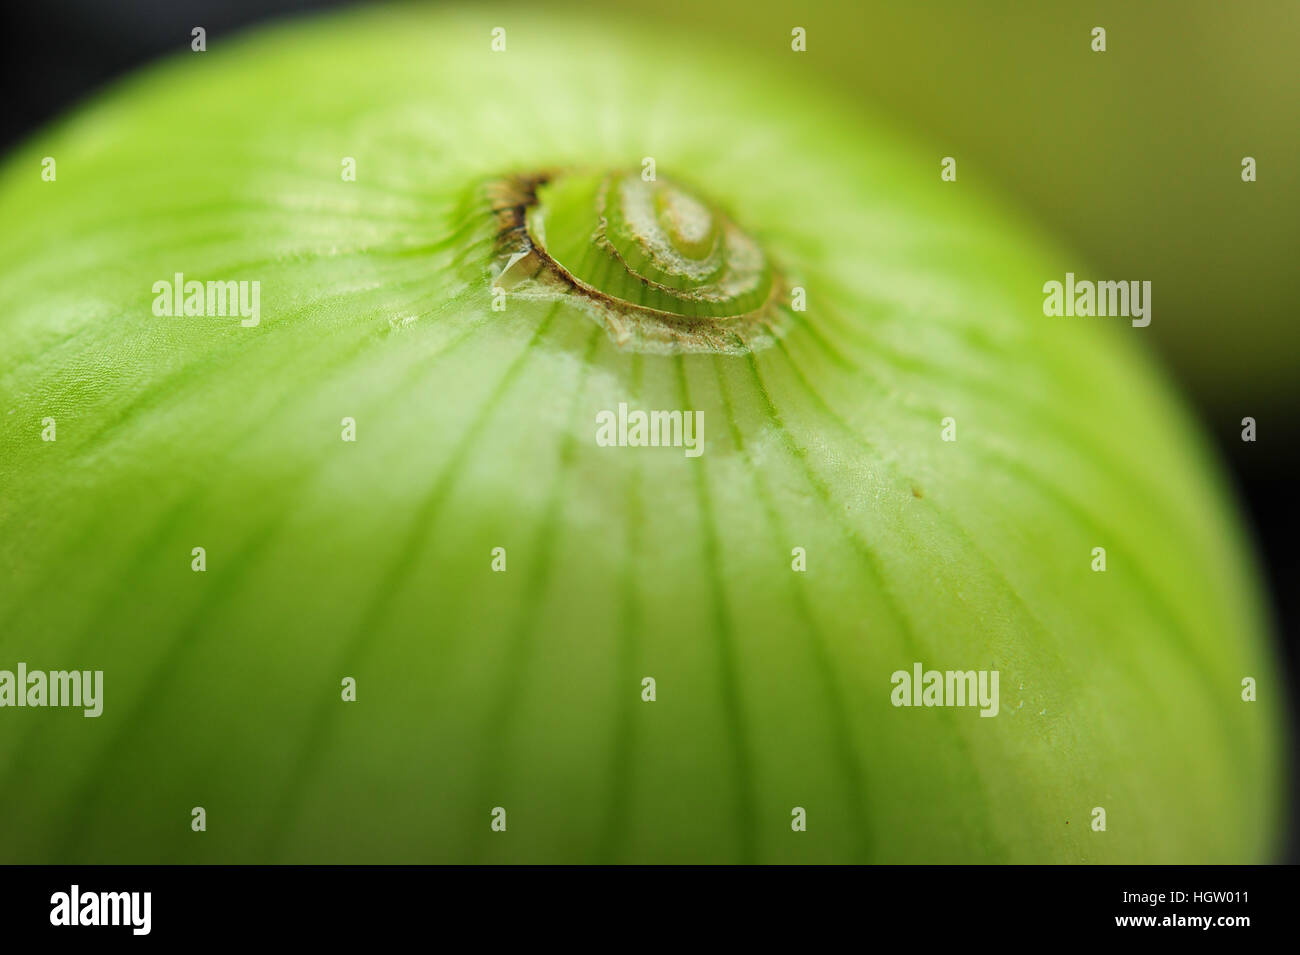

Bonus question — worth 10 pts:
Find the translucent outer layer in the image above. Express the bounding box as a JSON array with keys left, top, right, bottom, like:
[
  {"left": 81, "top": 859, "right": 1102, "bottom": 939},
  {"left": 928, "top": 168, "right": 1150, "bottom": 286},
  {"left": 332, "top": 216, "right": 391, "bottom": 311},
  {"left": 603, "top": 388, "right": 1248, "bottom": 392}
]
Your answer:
[{"left": 0, "top": 6, "right": 1284, "bottom": 862}]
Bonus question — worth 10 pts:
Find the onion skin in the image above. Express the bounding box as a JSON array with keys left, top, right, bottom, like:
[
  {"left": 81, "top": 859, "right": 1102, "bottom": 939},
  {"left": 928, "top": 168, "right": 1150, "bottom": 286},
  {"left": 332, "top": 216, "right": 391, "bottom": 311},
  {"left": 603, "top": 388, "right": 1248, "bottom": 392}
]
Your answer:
[{"left": 0, "top": 6, "right": 1284, "bottom": 863}]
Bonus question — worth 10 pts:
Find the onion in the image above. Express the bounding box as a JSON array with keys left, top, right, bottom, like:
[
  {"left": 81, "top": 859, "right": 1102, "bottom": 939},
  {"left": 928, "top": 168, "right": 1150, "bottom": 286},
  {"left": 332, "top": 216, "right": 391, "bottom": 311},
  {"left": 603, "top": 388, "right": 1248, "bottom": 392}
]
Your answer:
[{"left": 0, "top": 6, "right": 1281, "bottom": 862}]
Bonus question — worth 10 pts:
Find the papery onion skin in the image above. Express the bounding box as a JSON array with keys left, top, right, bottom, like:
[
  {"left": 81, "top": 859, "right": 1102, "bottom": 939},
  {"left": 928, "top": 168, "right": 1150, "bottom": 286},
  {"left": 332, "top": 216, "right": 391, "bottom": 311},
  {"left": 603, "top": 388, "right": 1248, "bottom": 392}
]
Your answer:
[{"left": 0, "top": 6, "right": 1284, "bottom": 863}]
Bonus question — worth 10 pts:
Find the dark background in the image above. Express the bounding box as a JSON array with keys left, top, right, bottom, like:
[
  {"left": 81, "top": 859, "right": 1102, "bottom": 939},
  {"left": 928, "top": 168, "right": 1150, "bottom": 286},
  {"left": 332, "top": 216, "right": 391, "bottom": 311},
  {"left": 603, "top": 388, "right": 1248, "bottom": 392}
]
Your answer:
[{"left": 3, "top": 0, "right": 1294, "bottom": 862}]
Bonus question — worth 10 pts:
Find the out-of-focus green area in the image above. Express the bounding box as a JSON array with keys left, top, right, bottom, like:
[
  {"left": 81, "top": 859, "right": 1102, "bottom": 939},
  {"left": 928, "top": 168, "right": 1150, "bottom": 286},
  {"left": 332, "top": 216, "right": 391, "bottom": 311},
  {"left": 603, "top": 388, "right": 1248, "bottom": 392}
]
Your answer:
[{"left": 569, "top": 0, "right": 1300, "bottom": 416}]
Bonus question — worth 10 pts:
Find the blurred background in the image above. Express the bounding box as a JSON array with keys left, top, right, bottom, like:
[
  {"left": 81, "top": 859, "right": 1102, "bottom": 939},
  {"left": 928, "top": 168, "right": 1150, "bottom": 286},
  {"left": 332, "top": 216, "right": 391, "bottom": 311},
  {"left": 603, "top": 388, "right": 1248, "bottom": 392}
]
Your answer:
[{"left": 3, "top": 0, "right": 1295, "bottom": 859}]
